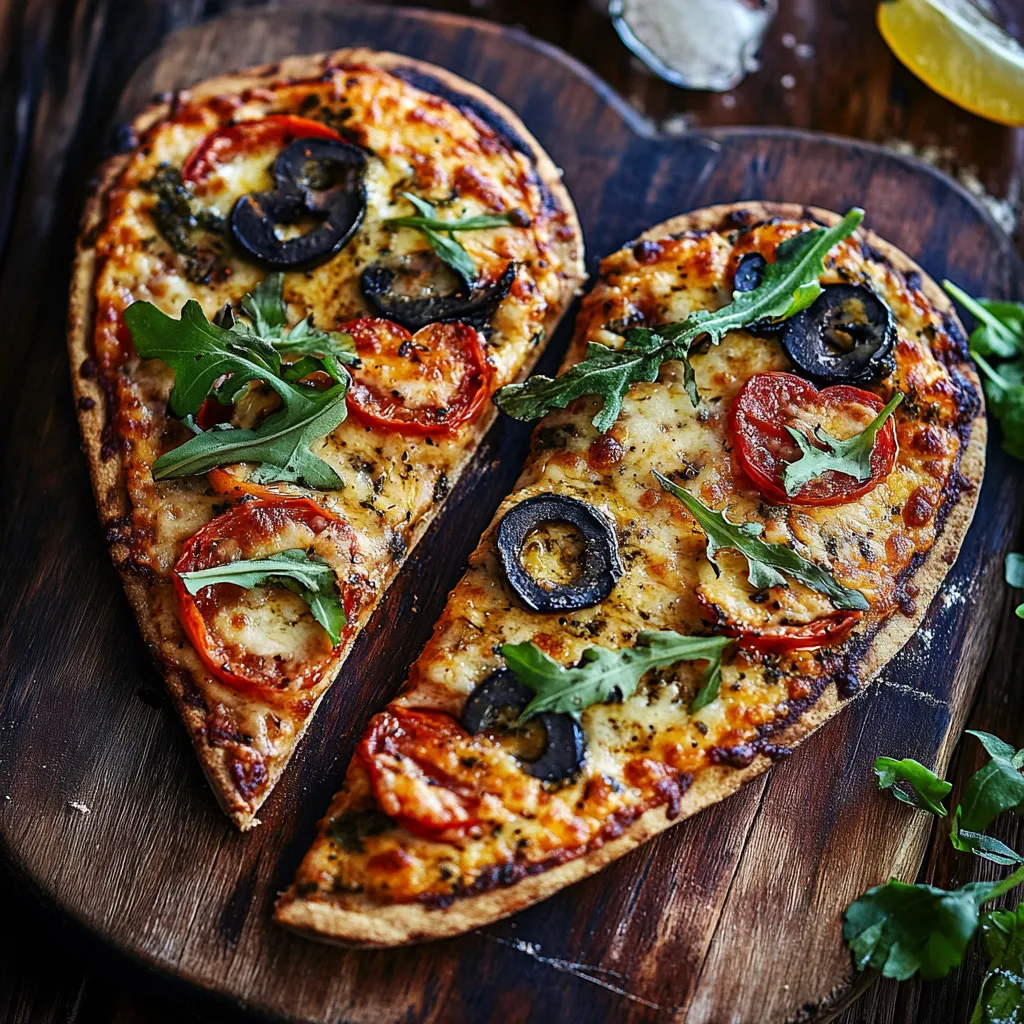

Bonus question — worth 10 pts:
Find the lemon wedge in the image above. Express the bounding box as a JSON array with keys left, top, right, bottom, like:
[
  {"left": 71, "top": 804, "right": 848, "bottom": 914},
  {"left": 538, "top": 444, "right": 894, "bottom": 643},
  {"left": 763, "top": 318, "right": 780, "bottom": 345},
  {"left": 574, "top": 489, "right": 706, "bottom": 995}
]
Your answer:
[{"left": 877, "top": 0, "right": 1024, "bottom": 126}]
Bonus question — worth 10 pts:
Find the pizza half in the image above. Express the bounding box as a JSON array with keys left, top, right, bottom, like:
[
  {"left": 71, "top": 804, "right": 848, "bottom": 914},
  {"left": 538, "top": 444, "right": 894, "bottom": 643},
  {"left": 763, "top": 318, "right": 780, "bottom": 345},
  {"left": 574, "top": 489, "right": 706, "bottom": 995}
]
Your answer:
[
  {"left": 275, "top": 202, "right": 984, "bottom": 945},
  {"left": 68, "top": 49, "right": 584, "bottom": 829}
]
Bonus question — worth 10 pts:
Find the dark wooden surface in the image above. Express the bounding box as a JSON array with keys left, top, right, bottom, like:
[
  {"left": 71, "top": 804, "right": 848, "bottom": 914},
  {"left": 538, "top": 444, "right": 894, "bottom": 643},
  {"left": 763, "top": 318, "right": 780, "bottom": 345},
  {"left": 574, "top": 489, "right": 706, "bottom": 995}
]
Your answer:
[{"left": 2, "top": 2, "right": 1023, "bottom": 1022}]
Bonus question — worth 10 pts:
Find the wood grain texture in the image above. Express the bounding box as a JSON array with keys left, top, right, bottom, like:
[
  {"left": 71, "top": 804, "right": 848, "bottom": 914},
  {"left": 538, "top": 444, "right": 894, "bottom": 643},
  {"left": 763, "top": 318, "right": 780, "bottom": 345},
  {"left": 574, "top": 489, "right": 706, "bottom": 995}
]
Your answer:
[{"left": 1, "top": 4, "right": 1023, "bottom": 1023}]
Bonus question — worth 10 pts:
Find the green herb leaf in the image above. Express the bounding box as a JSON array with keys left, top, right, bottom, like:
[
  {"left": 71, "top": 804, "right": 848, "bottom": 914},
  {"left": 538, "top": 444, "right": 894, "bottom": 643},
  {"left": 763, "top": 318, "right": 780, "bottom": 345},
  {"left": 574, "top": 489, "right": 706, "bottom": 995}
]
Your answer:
[
  {"left": 844, "top": 864, "right": 1024, "bottom": 982},
  {"left": 874, "top": 756, "right": 951, "bottom": 816},
  {"left": 125, "top": 299, "right": 350, "bottom": 487},
  {"left": 152, "top": 383, "right": 348, "bottom": 488},
  {"left": 943, "top": 281, "right": 1024, "bottom": 462},
  {"left": 1007, "top": 553, "right": 1024, "bottom": 620},
  {"left": 494, "top": 333, "right": 676, "bottom": 433},
  {"left": 493, "top": 208, "right": 864, "bottom": 428},
  {"left": 954, "top": 732, "right": 1024, "bottom": 840},
  {"left": 178, "top": 548, "right": 345, "bottom": 645},
  {"left": 653, "top": 470, "right": 868, "bottom": 611},
  {"left": 235, "top": 273, "right": 358, "bottom": 365},
  {"left": 783, "top": 393, "right": 903, "bottom": 497},
  {"left": 952, "top": 815, "right": 1024, "bottom": 867},
  {"left": 501, "top": 631, "right": 733, "bottom": 723},
  {"left": 972, "top": 903, "right": 1024, "bottom": 1024},
  {"left": 385, "top": 192, "right": 520, "bottom": 284}
]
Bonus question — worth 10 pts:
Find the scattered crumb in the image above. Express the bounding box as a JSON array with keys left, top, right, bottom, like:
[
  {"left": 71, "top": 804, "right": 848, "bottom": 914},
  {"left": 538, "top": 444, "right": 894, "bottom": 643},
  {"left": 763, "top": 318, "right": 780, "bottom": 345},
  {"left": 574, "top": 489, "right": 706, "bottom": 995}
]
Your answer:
[{"left": 884, "top": 138, "right": 1021, "bottom": 238}]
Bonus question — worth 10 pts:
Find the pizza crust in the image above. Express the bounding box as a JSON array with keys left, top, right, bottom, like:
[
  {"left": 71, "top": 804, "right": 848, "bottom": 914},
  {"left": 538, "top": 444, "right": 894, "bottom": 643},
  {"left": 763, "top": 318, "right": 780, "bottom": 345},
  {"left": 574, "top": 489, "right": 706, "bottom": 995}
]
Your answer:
[
  {"left": 274, "top": 201, "right": 985, "bottom": 945},
  {"left": 67, "top": 49, "right": 585, "bottom": 829}
]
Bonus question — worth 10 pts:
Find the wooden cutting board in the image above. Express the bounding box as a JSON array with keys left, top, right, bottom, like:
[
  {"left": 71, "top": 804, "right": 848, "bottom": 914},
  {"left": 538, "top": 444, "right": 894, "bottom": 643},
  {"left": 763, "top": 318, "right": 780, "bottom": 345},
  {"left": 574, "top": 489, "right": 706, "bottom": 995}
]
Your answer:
[{"left": 2, "top": 7, "right": 1023, "bottom": 1022}]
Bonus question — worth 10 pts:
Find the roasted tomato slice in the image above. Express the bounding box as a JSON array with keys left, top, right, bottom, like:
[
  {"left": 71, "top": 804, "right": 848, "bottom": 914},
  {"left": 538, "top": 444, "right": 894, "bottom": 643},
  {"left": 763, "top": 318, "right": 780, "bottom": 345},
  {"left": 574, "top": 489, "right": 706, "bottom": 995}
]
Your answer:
[
  {"left": 358, "top": 708, "right": 482, "bottom": 838},
  {"left": 729, "top": 371, "right": 897, "bottom": 507},
  {"left": 173, "top": 498, "right": 363, "bottom": 693},
  {"left": 181, "top": 114, "right": 342, "bottom": 186},
  {"left": 343, "top": 318, "right": 493, "bottom": 436},
  {"left": 695, "top": 553, "right": 862, "bottom": 654}
]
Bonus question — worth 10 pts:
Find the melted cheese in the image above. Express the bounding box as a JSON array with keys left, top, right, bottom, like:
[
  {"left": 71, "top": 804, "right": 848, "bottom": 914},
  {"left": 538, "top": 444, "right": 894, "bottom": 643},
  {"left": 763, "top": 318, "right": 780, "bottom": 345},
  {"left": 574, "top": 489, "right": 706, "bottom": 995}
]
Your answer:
[{"left": 291, "top": 217, "right": 973, "bottom": 904}]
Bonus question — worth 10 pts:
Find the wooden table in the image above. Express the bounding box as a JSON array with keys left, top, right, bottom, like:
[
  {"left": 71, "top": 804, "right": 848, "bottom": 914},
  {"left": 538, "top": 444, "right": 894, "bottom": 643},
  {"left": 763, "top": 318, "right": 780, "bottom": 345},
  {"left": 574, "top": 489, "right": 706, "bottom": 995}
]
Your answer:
[{"left": 2, "top": 1, "right": 1022, "bottom": 1021}]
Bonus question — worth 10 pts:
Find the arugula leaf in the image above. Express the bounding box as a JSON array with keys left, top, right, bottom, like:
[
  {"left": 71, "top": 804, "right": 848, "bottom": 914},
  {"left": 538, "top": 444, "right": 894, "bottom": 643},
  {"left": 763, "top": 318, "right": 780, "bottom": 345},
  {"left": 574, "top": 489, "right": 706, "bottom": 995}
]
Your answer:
[
  {"left": 874, "top": 756, "right": 951, "bottom": 816},
  {"left": 943, "top": 281, "right": 1024, "bottom": 462},
  {"left": 953, "top": 732, "right": 1024, "bottom": 843},
  {"left": 493, "top": 208, "right": 864, "bottom": 428},
  {"left": 844, "top": 863, "right": 1024, "bottom": 982},
  {"left": 653, "top": 470, "right": 868, "bottom": 611},
  {"left": 1007, "top": 553, "right": 1024, "bottom": 620},
  {"left": 385, "top": 192, "right": 519, "bottom": 283},
  {"left": 501, "top": 631, "right": 733, "bottom": 722},
  {"left": 494, "top": 332, "right": 676, "bottom": 433},
  {"left": 125, "top": 299, "right": 349, "bottom": 487},
  {"left": 782, "top": 393, "right": 903, "bottom": 497},
  {"left": 235, "top": 273, "right": 358, "bottom": 365},
  {"left": 972, "top": 903, "right": 1024, "bottom": 1024},
  {"left": 178, "top": 548, "right": 345, "bottom": 645}
]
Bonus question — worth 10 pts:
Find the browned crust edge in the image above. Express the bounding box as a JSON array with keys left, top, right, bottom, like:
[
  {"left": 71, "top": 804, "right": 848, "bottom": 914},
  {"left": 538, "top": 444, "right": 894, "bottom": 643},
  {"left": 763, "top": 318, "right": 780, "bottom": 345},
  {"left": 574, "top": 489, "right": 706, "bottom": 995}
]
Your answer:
[
  {"left": 274, "top": 200, "right": 986, "bottom": 946},
  {"left": 66, "top": 48, "right": 585, "bottom": 831}
]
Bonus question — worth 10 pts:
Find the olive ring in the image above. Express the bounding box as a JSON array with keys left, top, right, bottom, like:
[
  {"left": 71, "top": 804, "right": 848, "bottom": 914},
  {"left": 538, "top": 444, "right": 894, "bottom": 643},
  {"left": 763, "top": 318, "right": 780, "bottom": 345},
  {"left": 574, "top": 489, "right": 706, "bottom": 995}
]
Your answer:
[
  {"left": 462, "top": 669, "right": 585, "bottom": 781},
  {"left": 496, "top": 493, "right": 623, "bottom": 614}
]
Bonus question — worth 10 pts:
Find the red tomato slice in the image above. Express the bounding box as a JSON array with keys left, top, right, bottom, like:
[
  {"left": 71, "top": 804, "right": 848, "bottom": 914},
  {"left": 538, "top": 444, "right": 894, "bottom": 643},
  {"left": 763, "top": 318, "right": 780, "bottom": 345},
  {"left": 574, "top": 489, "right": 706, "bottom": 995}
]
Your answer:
[
  {"left": 715, "top": 607, "right": 861, "bottom": 654},
  {"left": 181, "top": 114, "right": 342, "bottom": 186},
  {"left": 343, "top": 318, "right": 493, "bottom": 436},
  {"left": 358, "top": 708, "right": 479, "bottom": 838},
  {"left": 173, "top": 498, "right": 362, "bottom": 694},
  {"left": 729, "top": 371, "right": 897, "bottom": 506}
]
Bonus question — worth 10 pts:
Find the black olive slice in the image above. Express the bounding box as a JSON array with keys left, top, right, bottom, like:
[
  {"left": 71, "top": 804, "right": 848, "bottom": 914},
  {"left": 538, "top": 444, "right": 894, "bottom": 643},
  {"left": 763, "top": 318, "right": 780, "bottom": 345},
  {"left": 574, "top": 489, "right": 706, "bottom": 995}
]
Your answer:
[
  {"left": 361, "top": 262, "right": 515, "bottom": 333},
  {"left": 230, "top": 138, "right": 367, "bottom": 270},
  {"left": 781, "top": 283, "right": 897, "bottom": 385},
  {"left": 462, "top": 669, "right": 585, "bottom": 782},
  {"left": 733, "top": 252, "right": 767, "bottom": 293},
  {"left": 497, "top": 493, "right": 623, "bottom": 614}
]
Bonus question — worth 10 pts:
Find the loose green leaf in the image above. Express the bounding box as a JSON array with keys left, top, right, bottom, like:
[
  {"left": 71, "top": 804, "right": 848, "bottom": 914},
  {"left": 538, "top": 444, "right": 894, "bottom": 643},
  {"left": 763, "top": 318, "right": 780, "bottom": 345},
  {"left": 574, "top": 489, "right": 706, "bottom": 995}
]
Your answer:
[
  {"left": 125, "top": 298, "right": 350, "bottom": 487},
  {"left": 1007, "top": 553, "right": 1024, "bottom": 620},
  {"left": 874, "top": 756, "right": 951, "bottom": 816},
  {"left": 782, "top": 393, "right": 903, "bottom": 497},
  {"left": 943, "top": 281, "right": 1024, "bottom": 462},
  {"left": 500, "top": 631, "right": 733, "bottom": 723},
  {"left": 385, "top": 192, "right": 519, "bottom": 283},
  {"left": 972, "top": 903, "right": 1024, "bottom": 1024},
  {"left": 494, "top": 208, "right": 865, "bottom": 428},
  {"left": 178, "top": 548, "right": 345, "bottom": 645},
  {"left": 844, "top": 864, "right": 1024, "bottom": 982},
  {"left": 952, "top": 815, "right": 1024, "bottom": 867},
  {"left": 653, "top": 470, "right": 868, "bottom": 611},
  {"left": 954, "top": 732, "right": 1024, "bottom": 841}
]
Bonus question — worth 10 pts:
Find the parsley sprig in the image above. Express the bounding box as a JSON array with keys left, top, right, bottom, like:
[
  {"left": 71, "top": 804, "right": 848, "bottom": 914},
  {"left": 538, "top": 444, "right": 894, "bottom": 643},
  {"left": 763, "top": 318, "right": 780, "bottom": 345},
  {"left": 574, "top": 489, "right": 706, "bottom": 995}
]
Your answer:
[
  {"left": 501, "top": 631, "right": 733, "bottom": 722},
  {"left": 178, "top": 549, "right": 345, "bottom": 645},
  {"left": 782, "top": 393, "right": 903, "bottom": 497},
  {"left": 385, "top": 191, "right": 520, "bottom": 283},
  {"left": 124, "top": 278, "right": 354, "bottom": 488},
  {"left": 943, "top": 280, "right": 1024, "bottom": 462},
  {"left": 653, "top": 470, "right": 868, "bottom": 611},
  {"left": 494, "top": 208, "right": 865, "bottom": 431}
]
